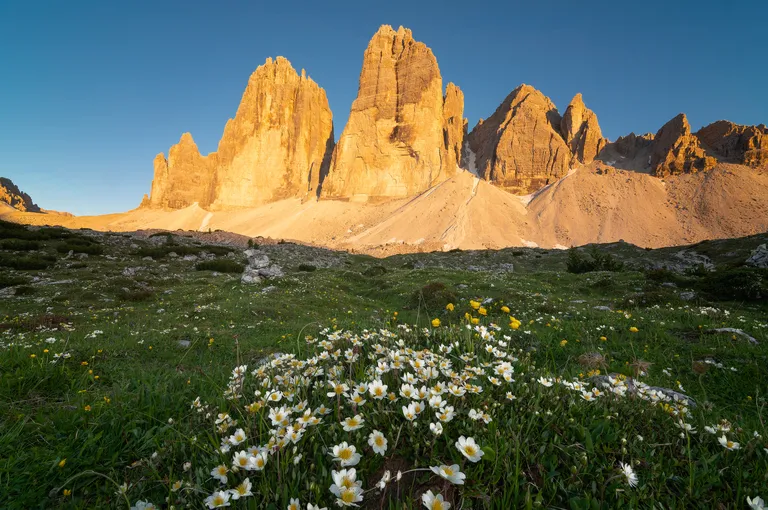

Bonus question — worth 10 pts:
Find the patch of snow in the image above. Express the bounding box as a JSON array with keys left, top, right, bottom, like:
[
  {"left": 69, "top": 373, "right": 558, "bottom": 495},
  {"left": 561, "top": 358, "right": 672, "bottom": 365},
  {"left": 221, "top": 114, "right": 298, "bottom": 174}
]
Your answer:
[
  {"left": 462, "top": 141, "right": 479, "bottom": 177},
  {"left": 471, "top": 177, "right": 479, "bottom": 197},
  {"left": 516, "top": 193, "right": 535, "bottom": 206},
  {"left": 520, "top": 239, "right": 539, "bottom": 248}
]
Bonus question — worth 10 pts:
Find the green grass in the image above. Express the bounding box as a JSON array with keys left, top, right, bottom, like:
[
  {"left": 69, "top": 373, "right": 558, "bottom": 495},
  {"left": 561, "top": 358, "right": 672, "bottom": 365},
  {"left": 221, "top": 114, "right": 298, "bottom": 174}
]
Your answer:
[{"left": 0, "top": 223, "right": 766, "bottom": 509}]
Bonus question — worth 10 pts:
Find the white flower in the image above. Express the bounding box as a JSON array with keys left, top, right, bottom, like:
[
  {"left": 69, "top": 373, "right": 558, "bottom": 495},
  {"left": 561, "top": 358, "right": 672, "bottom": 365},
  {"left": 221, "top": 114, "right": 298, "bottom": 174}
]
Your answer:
[
  {"left": 210, "top": 464, "right": 228, "bottom": 484},
  {"left": 429, "top": 422, "right": 443, "bottom": 436},
  {"left": 252, "top": 452, "right": 268, "bottom": 470},
  {"left": 232, "top": 450, "right": 251, "bottom": 470},
  {"left": 718, "top": 435, "right": 740, "bottom": 450},
  {"left": 307, "top": 504, "right": 328, "bottom": 510},
  {"left": 368, "top": 430, "right": 388, "bottom": 455},
  {"left": 619, "top": 462, "right": 638, "bottom": 488},
  {"left": 228, "top": 428, "right": 246, "bottom": 445},
  {"left": 747, "top": 496, "right": 766, "bottom": 510},
  {"left": 430, "top": 464, "right": 465, "bottom": 485},
  {"left": 332, "top": 442, "right": 361, "bottom": 467},
  {"left": 376, "top": 470, "right": 392, "bottom": 490},
  {"left": 205, "top": 490, "right": 232, "bottom": 508},
  {"left": 330, "top": 470, "right": 363, "bottom": 507},
  {"left": 538, "top": 377, "right": 553, "bottom": 387},
  {"left": 368, "top": 379, "right": 388, "bottom": 399},
  {"left": 229, "top": 478, "right": 252, "bottom": 500},
  {"left": 421, "top": 490, "right": 450, "bottom": 510},
  {"left": 455, "top": 436, "right": 484, "bottom": 463},
  {"left": 341, "top": 414, "right": 365, "bottom": 432},
  {"left": 287, "top": 498, "right": 301, "bottom": 510},
  {"left": 183, "top": 462, "right": 192, "bottom": 471}
]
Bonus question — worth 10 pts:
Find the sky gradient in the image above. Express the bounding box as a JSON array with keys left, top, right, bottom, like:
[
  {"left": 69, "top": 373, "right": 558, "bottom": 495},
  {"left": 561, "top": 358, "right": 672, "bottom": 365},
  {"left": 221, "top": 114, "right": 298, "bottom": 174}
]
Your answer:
[{"left": 1, "top": 0, "right": 766, "bottom": 215}]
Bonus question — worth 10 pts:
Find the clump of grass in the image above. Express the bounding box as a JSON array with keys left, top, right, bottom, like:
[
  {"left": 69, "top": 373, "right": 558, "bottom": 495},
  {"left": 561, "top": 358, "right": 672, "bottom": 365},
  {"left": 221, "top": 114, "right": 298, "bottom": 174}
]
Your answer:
[
  {"left": 297, "top": 263, "right": 317, "bottom": 272},
  {"left": 362, "top": 265, "right": 387, "bottom": 277},
  {"left": 117, "top": 288, "right": 155, "bottom": 302},
  {"left": 195, "top": 259, "right": 244, "bottom": 274}
]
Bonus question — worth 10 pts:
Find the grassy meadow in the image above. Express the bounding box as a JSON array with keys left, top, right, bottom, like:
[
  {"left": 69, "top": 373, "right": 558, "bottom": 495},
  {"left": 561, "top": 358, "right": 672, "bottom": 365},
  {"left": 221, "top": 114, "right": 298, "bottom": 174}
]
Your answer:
[{"left": 1, "top": 220, "right": 767, "bottom": 509}]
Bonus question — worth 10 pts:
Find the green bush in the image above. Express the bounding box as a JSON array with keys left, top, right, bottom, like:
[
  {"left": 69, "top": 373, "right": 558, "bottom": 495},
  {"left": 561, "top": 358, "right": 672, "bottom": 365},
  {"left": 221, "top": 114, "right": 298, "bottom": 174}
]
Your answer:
[
  {"left": 56, "top": 239, "right": 103, "bottom": 255},
  {"left": 117, "top": 288, "right": 155, "bottom": 301},
  {"left": 566, "top": 247, "right": 624, "bottom": 274},
  {"left": 195, "top": 260, "right": 244, "bottom": 274},
  {"left": 407, "top": 282, "right": 457, "bottom": 311},
  {"left": 362, "top": 265, "right": 387, "bottom": 277},
  {"left": 14, "top": 285, "right": 36, "bottom": 296},
  {"left": 696, "top": 267, "right": 768, "bottom": 301},
  {"left": 0, "top": 275, "right": 29, "bottom": 288},
  {"left": 0, "top": 239, "right": 41, "bottom": 251},
  {"left": 0, "top": 253, "right": 56, "bottom": 270},
  {"left": 297, "top": 263, "right": 317, "bottom": 272}
]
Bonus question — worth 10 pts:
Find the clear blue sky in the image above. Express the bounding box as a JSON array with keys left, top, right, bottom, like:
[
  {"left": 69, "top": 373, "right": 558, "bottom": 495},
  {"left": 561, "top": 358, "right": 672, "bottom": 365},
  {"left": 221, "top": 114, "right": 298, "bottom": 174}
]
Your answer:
[{"left": 1, "top": 0, "right": 766, "bottom": 215}]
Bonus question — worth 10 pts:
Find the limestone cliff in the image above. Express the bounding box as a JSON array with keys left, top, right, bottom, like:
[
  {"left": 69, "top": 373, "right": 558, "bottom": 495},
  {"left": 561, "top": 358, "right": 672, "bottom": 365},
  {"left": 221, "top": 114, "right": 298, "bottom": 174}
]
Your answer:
[
  {"left": 321, "top": 25, "right": 459, "bottom": 199},
  {"left": 147, "top": 57, "right": 334, "bottom": 209},
  {"left": 0, "top": 177, "right": 40, "bottom": 212},
  {"left": 560, "top": 93, "right": 606, "bottom": 165},
  {"left": 465, "top": 84, "right": 572, "bottom": 195},
  {"left": 650, "top": 113, "right": 716, "bottom": 177},
  {"left": 696, "top": 120, "right": 768, "bottom": 169}
]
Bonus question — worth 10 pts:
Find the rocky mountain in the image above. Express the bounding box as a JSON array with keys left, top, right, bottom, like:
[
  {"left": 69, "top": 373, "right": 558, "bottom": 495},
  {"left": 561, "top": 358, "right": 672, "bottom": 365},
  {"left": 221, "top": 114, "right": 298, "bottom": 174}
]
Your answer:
[
  {"left": 147, "top": 57, "right": 333, "bottom": 210},
  {"left": 0, "top": 177, "right": 40, "bottom": 212},
  {"left": 649, "top": 113, "right": 717, "bottom": 176},
  {"left": 321, "top": 25, "right": 463, "bottom": 199},
  {"left": 561, "top": 93, "right": 607, "bottom": 165},
  {"left": 464, "top": 85, "right": 573, "bottom": 195},
  {"left": 697, "top": 120, "right": 768, "bottom": 168}
]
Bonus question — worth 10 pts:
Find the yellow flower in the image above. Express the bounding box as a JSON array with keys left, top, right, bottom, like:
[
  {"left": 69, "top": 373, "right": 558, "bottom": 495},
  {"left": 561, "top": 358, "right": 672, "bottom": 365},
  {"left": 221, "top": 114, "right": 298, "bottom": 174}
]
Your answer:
[
  {"left": 431, "top": 318, "right": 441, "bottom": 327},
  {"left": 629, "top": 327, "right": 639, "bottom": 333},
  {"left": 445, "top": 303, "right": 454, "bottom": 312},
  {"left": 600, "top": 336, "right": 607, "bottom": 342},
  {"left": 63, "top": 489, "right": 71, "bottom": 496},
  {"left": 470, "top": 300, "right": 480, "bottom": 310},
  {"left": 478, "top": 307, "right": 487, "bottom": 316},
  {"left": 471, "top": 317, "right": 480, "bottom": 325},
  {"left": 103, "top": 396, "right": 110, "bottom": 404},
  {"left": 43, "top": 349, "right": 49, "bottom": 353},
  {"left": 81, "top": 361, "right": 88, "bottom": 366},
  {"left": 501, "top": 306, "right": 510, "bottom": 314},
  {"left": 560, "top": 339, "right": 568, "bottom": 347},
  {"left": 84, "top": 405, "right": 91, "bottom": 412},
  {"left": 30, "top": 354, "right": 36, "bottom": 359},
  {"left": 58, "top": 459, "right": 66, "bottom": 468}
]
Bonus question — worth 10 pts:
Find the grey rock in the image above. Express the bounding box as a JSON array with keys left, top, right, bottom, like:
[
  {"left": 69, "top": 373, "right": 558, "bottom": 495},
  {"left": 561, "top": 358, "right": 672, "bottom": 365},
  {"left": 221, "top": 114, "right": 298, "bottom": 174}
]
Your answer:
[
  {"left": 177, "top": 339, "right": 191, "bottom": 348},
  {"left": 258, "top": 264, "right": 285, "bottom": 279},
  {"left": 168, "top": 252, "right": 178, "bottom": 258},
  {"left": 745, "top": 244, "right": 768, "bottom": 268},
  {"left": 592, "top": 374, "right": 697, "bottom": 408},
  {"left": 705, "top": 327, "right": 759, "bottom": 345},
  {"left": 76, "top": 253, "right": 89, "bottom": 260},
  {"left": 593, "top": 305, "right": 612, "bottom": 311},
  {"left": 679, "top": 291, "right": 696, "bottom": 301},
  {"left": 182, "top": 255, "right": 198, "bottom": 262},
  {"left": 261, "top": 286, "right": 277, "bottom": 294},
  {"left": 142, "top": 256, "right": 154, "bottom": 262},
  {"left": 247, "top": 252, "right": 271, "bottom": 269},
  {"left": 661, "top": 282, "right": 677, "bottom": 288}
]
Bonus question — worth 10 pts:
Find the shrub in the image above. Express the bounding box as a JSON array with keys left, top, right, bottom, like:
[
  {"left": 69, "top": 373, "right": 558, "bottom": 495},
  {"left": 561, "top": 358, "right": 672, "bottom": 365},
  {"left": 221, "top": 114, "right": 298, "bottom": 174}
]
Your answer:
[
  {"left": 297, "top": 263, "right": 317, "bottom": 272},
  {"left": 117, "top": 288, "right": 155, "bottom": 301},
  {"left": 0, "top": 275, "right": 28, "bottom": 288},
  {"left": 696, "top": 267, "right": 768, "bottom": 301},
  {"left": 566, "top": 247, "right": 624, "bottom": 274},
  {"left": 195, "top": 260, "right": 244, "bottom": 274},
  {"left": 363, "top": 265, "right": 387, "bottom": 277},
  {"left": 0, "top": 239, "right": 41, "bottom": 251},
  {"left": 407, "top": 282, "right": 457, "bottom": 312},
  {"left": 56, "top": 239, "right": 103, "bottom": 255},
  {"left": 14, "top": 286, "right": 36, "bottom": 296},
  {"left": 0, "top": 253, "right": 56, "bottom": 270}
]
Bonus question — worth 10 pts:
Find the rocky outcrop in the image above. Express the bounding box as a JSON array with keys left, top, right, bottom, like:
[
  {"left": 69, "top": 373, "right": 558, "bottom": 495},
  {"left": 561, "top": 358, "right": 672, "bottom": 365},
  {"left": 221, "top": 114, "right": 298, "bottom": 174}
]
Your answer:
[
  {"left": 696, "top": 121, "right": 768, "bottom": 169},
  {"left": 147, "top": 57, "right": 334, "bottom": 210},
  {"left": 650, "top": 114, "right": 717, "bottom": 177},
  {"left": 149, "top": 133, "right": 216, "bottom": 209},
  {"left": 465, "top": 84, "right": 572, "bottom": 195},
  {"left": 746, "top": 244, "right": 768, "bottom": 268},
  {"left": 321, "top": 25, "right": 458, "bottom": 199},
  {"left": 212, "top": 57, "right": 334, "bottom": 208},
  {"left": 442, "top": 83, "right": 467, "bottom": 174},
  {"left": 611, "top": 133, "right": 655, "bottom": 159},
  {"left": 560, "top": 93, "right": 606, "bottom": 164},
  {"left": 0, "top": 177, "right": 40, "bottom": 212}
]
